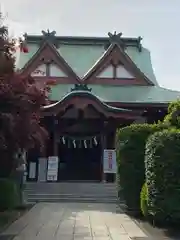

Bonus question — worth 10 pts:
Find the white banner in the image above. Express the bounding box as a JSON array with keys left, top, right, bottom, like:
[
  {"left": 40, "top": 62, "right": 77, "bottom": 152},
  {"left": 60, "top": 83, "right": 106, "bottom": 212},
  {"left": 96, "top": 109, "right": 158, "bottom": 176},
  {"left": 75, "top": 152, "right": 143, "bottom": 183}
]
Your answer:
[
  {"left": 47, "top": 156, "right": 59, "bottom": 181},
  {"left": 103, "top": 149, "right": 117, "bottom": 173}
]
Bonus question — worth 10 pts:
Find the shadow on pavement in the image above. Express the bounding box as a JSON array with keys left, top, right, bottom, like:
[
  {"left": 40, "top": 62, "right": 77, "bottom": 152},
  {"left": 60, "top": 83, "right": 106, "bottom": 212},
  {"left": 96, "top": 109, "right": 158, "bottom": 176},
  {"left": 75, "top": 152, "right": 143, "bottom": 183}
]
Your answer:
[
  {"left": 0, "top": 235, "right": 16, "bottom": 240},
  {"left": 131, "top": 215, "right": 180, "bottom": 240}
]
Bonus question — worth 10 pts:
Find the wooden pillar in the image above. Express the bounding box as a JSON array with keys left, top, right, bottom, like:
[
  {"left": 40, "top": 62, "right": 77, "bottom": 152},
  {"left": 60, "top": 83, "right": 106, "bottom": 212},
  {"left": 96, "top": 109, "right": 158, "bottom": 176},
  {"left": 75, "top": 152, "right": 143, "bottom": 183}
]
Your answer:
[
  {"left": 53, "top": 116, "right": 58, "bottom": 156},
  {"left": 105, "top": 129, "right": 117, "bottom": 183},
  {"left": 101, "top": 133, "right": 106, "bottom": 182}
]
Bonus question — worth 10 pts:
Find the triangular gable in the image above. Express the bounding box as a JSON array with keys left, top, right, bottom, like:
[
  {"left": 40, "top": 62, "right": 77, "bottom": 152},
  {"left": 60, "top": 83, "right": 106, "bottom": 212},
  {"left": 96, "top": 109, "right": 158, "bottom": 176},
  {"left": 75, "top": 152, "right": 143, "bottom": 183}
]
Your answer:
[
  {"left": 83, "top": 44, "right": 154, "bottom": 85},
  {"left": 21, "top": 41, "right": 80, "bottom": 83}
]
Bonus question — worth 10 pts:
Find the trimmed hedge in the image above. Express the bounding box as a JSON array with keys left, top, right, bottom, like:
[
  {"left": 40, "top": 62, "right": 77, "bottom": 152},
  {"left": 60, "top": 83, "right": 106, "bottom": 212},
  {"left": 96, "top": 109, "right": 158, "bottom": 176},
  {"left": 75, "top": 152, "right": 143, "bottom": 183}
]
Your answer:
[
  {"left": 145, "top": 129, "right": 180, "bottom": 223},
  {"left": 116, "top": 123, "right": 165, "bottom": 214},
  {"left": 140, "top": 182, "right": 148, "bottom": 217},
  {"left": 0, "top": 178, "right": 19, "bottom": 211},
  {"left": 163, "top": 100, "right": 180, "bottom": 128}
]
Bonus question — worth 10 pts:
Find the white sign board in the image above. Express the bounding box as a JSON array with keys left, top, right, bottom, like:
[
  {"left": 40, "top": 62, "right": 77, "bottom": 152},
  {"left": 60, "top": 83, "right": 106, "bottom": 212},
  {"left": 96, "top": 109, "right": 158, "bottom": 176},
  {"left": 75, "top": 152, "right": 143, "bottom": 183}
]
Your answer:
[
  {"left": 103, "top": 149, "right": 117, "bottom": 173},
  {"left": 47, "top": 156, "right": 59, "bottom": 181}
]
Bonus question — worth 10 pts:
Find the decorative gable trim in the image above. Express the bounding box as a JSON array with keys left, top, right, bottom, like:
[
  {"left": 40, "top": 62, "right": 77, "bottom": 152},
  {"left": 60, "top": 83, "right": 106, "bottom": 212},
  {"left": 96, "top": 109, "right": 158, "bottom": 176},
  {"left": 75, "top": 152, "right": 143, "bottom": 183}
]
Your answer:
[
  {"left": 31, "top": 64, "right": 47, "bottom": 77},
  {"left": 20, "top": 41, "right": 80, "bottom": 83},
  {"left": 96, "top": 64, "right": 135, "bottom": 79},
  {"left": 82, "top": 43, "right": 154, "bottom": 86}
]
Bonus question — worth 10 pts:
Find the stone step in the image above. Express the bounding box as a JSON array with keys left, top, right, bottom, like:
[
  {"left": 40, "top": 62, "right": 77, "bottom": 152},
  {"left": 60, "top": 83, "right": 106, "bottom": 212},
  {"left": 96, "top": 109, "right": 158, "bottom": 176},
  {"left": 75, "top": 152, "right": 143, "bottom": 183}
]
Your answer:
[
  {"left": 25, "top": 182, "right": 116, "bottom": 188},
  {"left": 26, "top": 197, "right": 118, "bottom": 204},
  {"left": 25, "top": 183, "right": 117, "bottom": 191},
  {"left": 25, "top": 182, "right": 118, "bottom": 204},
  {"left": 25, "top": 192, "right": 116, "bottom": 198},
  {"left": 25, "top": 190, "right": 117, "bottom": 194},
  {"left": 25, "top": 188, "right": 117, "bottom": 192}
]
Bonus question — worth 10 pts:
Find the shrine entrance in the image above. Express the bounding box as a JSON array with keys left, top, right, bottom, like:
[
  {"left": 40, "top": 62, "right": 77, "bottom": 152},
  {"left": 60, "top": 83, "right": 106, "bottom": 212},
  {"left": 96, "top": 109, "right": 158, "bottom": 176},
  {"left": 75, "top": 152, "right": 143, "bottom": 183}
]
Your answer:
[
  {"left": 58, "top": 135, "right": 102, "bottom": 181},
  {"left": 55, "top": 116, "right": 104, "bottom": 182},
  {"left": 42, "top": 84, "right": 140, "bottom": 183}
]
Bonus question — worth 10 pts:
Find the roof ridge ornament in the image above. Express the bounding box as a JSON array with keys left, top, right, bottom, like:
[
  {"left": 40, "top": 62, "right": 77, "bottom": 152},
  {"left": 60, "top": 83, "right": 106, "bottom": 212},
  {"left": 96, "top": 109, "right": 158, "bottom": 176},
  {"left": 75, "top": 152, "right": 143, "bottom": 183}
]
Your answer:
[
  {"left": 41, "top": 29, "right": 58, "bottom": 47},
  {"left": 108, "top": 31, "right": 125, "bottom": 49},
  {"left": 137, "top": 36, "right": 143, "bottom": 52},
  {"left": 42, "top": 29, "right": 56, "bottom": 38},
  {"left": 71, "top": 84, "right": 92, "bottom": 92}
]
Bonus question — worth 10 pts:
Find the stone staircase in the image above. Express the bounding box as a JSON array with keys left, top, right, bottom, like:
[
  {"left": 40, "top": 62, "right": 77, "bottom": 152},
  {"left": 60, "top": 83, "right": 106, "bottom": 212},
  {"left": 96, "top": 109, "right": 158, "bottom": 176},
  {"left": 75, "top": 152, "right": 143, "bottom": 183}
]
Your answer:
[{"left": 25, "top": 182, "right": 118, "bottom": 203}]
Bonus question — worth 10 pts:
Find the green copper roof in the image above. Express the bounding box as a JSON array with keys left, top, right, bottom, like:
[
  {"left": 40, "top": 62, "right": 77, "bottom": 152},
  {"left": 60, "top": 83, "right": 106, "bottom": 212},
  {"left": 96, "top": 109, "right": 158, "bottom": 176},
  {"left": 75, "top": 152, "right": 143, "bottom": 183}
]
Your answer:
[
  {"left": 125, "top": 47, "right": 158, "bottom": 86},
  {"left": 15, "top": 36, "right": 158, "bottom": 85},
  {"left": 15, "top": 33, "right": 180, "bottom": 104},
  {"left": 58, "top": 45, "right": 105, "bottom": 78},
  {"left": 44, "top": 90, "right": 132, "bottom": 113},
  {"left": 49, "top": 84, "right": 180, "bottom": 104}
]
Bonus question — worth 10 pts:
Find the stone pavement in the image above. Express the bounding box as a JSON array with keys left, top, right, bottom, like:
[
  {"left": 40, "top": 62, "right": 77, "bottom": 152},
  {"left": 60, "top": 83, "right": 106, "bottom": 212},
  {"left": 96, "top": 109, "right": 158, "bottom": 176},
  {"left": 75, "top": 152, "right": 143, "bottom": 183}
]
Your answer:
[{"left": 1, "top": 203, "right": 149, "bottom": 240}]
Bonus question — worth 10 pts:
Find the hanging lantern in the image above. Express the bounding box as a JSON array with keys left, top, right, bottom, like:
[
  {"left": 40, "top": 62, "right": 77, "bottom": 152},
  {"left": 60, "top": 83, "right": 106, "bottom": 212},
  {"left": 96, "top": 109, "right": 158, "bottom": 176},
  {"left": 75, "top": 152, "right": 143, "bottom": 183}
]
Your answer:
[
  {"left": 19, "top": 37, "right": 29, "bottom": 53},
  {"left": 94, "top": 137, "right": 98, "bottom": 145},
  {"left": 73, "top": 140, "right": 76, "bottom": 148},
  {"left": 22, "top": 45, "right": 29, "bottom": 53}
]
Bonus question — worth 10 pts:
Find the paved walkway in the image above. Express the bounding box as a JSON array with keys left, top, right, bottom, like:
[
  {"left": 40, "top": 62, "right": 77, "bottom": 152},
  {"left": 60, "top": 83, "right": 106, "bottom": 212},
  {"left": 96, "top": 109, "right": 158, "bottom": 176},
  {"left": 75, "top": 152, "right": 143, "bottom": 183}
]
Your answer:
[{"left": 1, "top": 203, "right": 149, "bottom": 240}]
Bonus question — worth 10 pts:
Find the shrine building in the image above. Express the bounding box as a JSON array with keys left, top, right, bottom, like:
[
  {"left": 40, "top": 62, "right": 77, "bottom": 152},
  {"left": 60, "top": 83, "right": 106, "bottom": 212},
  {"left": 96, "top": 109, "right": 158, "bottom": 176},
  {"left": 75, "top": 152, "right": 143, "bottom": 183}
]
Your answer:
[{"left": 16, "top": 30, "right": 180, "bottom": 183}]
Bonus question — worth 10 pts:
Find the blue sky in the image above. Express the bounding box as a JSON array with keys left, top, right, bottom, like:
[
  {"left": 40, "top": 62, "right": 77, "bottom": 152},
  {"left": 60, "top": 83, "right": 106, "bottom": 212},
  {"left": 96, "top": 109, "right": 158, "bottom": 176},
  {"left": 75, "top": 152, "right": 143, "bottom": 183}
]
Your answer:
[{"left": 1, "top": 0, "right": 180, "bottom": 90}]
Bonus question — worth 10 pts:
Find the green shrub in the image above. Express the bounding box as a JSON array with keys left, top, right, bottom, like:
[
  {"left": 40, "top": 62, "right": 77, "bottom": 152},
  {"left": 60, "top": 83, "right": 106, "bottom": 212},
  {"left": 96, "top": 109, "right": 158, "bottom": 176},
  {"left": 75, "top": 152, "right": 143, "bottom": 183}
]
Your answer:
[
  {"left": 163, "top": 100, "right": 180, "bottom": 128},
  {"left": 116, "top": 123, "right": 165, "bottom": 214},
  {"left": 0, "top": 178, "right": 19, "bottom": 211},
  {"left": 140, "top": 182, "right": 148, "bottom": 217},
  {"left": 145, "top": 129, "right": 180, "bottom": 223}
]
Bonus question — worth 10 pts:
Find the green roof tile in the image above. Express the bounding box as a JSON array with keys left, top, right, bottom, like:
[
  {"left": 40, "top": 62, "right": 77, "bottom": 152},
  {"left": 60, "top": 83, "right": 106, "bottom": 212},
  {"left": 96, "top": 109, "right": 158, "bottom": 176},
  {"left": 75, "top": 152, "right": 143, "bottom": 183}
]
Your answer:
[
  {"left": 15, "top": 38, "right": 158, "bottom": 86},
  {"left": 125, "top": 47, "right": 158, "bottom": 86},
  {"left": 58, "top": 45, "right": 105, "bottom": 78},
  {"left": 14, "top": 34, "right": 180, "bottom": 105},
  {"left": 49, "top": 84, "right": 180, "bottom": 103}
]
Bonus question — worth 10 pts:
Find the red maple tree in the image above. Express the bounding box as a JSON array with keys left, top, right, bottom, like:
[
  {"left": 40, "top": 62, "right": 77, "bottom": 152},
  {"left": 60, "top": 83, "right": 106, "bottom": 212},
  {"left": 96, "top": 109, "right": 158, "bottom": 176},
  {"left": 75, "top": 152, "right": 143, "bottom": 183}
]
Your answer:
[{"left": 0, "top": 19, "right": 48, "bottom": 177}]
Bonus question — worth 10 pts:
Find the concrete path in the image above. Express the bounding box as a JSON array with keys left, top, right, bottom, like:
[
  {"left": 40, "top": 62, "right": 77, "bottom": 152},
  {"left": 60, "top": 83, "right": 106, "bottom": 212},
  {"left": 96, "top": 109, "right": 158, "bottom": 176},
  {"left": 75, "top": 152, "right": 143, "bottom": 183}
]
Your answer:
[{"left": 1, "top": 203, "right": 149, "bottom": 240}]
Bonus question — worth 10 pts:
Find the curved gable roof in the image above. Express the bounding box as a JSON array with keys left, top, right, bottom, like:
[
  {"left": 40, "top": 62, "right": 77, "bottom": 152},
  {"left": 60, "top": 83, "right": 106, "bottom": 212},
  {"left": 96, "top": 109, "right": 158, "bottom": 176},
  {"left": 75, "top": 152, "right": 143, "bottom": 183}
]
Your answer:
[{"left": 43, "top": 87, "right": 141, "bottom": 120}]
